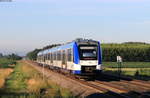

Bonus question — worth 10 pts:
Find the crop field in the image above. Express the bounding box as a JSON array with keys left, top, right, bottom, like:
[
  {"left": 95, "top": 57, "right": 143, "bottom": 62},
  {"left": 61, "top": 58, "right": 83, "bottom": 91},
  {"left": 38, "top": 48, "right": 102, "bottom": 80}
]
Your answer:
[
  {"left": 0, "top": 59, "right": 73, "bottom": 98},
  {"left": 103, "top": 62, "right": 150, "bottom": 80},
  {"left": 101, "top": 43, "right": 150, "bottom": 62},
  {"left": 103, "top": 62, "right": 150, "bottom": 68}
]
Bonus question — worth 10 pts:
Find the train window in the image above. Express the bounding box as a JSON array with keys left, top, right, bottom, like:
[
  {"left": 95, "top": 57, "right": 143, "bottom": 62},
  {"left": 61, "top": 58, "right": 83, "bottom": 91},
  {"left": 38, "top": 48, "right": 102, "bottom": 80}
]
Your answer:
[
  {"left": 56, "top": 52, "right": 58, "bottom": 60},
  {"left": 55, "top": 52, "right": 57, "bottom": 60},
  {"left": 46, "top": 54, "right": 47, "bottom": 60},
  {"left": 52, "top": 53, "right": 54, "bottom": 60},
  {"left": 56, "top": 52, "right": 57, "bottom": 60},
  {"left": 42, "top": 55, "right": 43, "bottom": 61},
  {"left": 59, "top": 51, "right": 61, "bottom": 60},
  {"left": 53, "top": 52, "right": 55, "bottom": 60},
  {"left": 54, "top": 52, "right": 56, "bottom": 60},
  {"left": 38, "top": 56, "right": 40, "bottom": 61},
  {"left": 55, "top": 52, "right": 56, "bottom": 60},
  {"left": 53, "top": 53, "right": 55, "bottom": 60},
  {"left": 49, "top": 53, "right": 50, "bottom": 60},
  {"left": 67, "top": 49, "right": 72, "bottom": 61},
  {"left": 57, "top": 51, "right": 59, "bottom": 60},
  {"left": 46, "top": 54, "right": 48, "bottom": 60},
  {"left": 60, "top": 51, "right": 62, "bottom": 61},
  {"left": 51, "top": 53, "right": 53, "bottom": 63},
  {"left": 62, "top": 50, "right": 66, "bottom": 64},
  {"left": 79, "top": 45, "right": 98, "bottom": 60},
  {"left": 53, "top": 53, "right": 54, "bottom": 60},
  {"left": 44, "top": 55, "right": 46, "bottom": 61},
  {"left": 45, "top": 54, "right": 46, "bottom": 60},
  {"left": 44, "top": 55, "right": 46, "bottom": 60},
  {"left": 57, "top": 51, "right": 61, "bottom": 61},
  {"left": 48, "top": 53, "right": 50, "bottom": 60}
]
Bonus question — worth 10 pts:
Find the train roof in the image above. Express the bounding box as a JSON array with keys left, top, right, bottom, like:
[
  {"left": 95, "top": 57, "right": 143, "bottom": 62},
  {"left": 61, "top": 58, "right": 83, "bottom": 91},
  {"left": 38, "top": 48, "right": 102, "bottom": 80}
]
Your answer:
[
  {"left": 37, "top": 39, "right": 100, "bottom": 55},
  {"left": 37, "top": 42, "right": 76, "bottom": 55}
]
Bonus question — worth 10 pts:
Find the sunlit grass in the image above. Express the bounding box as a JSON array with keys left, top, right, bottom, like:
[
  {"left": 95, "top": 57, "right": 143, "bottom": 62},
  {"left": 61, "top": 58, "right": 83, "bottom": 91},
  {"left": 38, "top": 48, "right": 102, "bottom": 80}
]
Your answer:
[
  {"left": 103, "top": 62, "right": 150, "bottom": 68},
  {"left": 0, "top": 58, "right": 16, "bottom": 68},
  {"left": 0, "top": 68, "right": 13, "bottom": 88},
  {"left": 104, "top": 67, "right": 150, "bottom": 80},
  {"left": 1, "top": 61, "right": 74, "bottom": 97}
]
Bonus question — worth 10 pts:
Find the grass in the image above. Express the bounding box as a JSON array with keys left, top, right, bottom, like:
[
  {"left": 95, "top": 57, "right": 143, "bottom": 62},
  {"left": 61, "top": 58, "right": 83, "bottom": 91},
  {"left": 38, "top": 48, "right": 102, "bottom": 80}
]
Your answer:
[
  {"left": 103, "top": 62, "right": 150, "bottom": 80},
  {"left": 104, "top": 67, "right": 150, "bottom": 80},
  {"left": 0, "top": 58, "right": 14, "bottom": 89},
  {"left": 0, "top": 58, "right": 16, "bottom": 68},
  {"left": 0, "top": 69, "right": 13, "bottom": 88},
  {"left": 103, "top": 62, "right": 150, "bottom": 68},
  {"left": 0, "top": 61, "right": 74, "bottom": 98}
]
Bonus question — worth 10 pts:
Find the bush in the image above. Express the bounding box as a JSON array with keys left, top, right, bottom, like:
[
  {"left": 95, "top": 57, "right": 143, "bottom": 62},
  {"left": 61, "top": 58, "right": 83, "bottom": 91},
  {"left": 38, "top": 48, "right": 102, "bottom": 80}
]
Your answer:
[{"left": 0, "top": 58, "right": 16, "bottom": 68}]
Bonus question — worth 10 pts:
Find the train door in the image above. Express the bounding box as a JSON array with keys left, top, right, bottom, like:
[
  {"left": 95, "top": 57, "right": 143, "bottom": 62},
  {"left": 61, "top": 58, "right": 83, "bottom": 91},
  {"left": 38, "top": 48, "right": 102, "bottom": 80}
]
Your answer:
[
  {"left": 50, "top": 53, "right": 53, "bottom": 65},
  {"left": 65, "top": 50, "right": 67, "bottom": 69},
  {"left": 62, "top": 50, "right": 67, "bottom": 69},
  {"left": 60, "top": 50, "right": 63, "bottom": 68}
]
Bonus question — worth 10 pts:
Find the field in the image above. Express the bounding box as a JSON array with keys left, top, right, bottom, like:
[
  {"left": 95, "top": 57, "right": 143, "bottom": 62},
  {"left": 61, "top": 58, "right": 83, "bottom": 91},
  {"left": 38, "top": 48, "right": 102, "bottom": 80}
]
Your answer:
[
  {"left": 103, "top": 62, "right": 150, "bottom": 80},
  {"left": 0, "top": 59, "right": 73, "bottom": 97},
  {"left": 101, "top": 43, "right": 150, "bottom": 62},
  {"left": 103, "top": 62, "right": 150, "bottom": 68}
]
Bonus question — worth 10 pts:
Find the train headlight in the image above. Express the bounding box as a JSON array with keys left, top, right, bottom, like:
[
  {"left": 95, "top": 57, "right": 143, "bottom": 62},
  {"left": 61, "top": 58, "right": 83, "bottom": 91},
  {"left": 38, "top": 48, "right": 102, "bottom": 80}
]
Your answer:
[{"left": 96, "top": 65, "right": 101, "bottom": 70}]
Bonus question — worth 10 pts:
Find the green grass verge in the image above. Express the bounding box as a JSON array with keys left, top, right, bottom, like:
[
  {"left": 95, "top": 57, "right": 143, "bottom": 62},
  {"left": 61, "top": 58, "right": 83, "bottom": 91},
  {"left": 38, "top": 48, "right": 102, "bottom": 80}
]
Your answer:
[
  {"left": 0, "top": 61, "right": 74, "bottom": 98},
  {"left": 104, "top": 68, "right": 150, "bottom": 80},
  {"left": 103, "top": 62, "right": 150, "bottom": 68},
  {"left": 4, "top": 63, "right": 27, "bottom": 92},
  {"left": 0, "top": 58, "right": 16, "bottom": 68}
]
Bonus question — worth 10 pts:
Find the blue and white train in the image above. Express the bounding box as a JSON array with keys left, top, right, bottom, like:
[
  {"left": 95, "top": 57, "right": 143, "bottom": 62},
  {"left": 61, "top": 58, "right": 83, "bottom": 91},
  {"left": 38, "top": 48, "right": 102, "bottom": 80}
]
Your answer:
[{"left": 37, "top": 39, "right": 102, "bottom": 75}]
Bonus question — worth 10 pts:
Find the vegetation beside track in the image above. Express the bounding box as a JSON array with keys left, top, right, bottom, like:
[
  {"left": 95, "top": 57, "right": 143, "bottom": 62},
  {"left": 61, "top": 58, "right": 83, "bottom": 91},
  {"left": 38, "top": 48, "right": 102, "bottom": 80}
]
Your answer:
[
  {"left": 0, "top": 69, "right": 13, "bottom": 88},
  {"left": 0, "top": 58, "right": 16, "bottom": 68},
  {"left": 0, "top": 60, "right": 74, "bottom": 98},
  {"left": 103, "top": 62, "right": 150, "bottom": 68},
  {"left": 103, "top": 63, "right": 150, "bottom": 80},
  {"left": 0, "top": 58, "right": 15, "bottom": 89},
  {"left": 103, "top": 62, "right": 150, "bottom": 80}
]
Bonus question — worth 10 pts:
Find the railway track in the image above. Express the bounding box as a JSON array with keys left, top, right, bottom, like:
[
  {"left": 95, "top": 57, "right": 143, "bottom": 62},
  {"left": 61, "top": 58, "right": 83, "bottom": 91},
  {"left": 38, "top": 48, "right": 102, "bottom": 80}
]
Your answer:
[
  {"left": 96, "top": 73, "right": 150, "bottom": 98},
  {"left": 25, "top": 60, "right": 150, "bottom": 98}
]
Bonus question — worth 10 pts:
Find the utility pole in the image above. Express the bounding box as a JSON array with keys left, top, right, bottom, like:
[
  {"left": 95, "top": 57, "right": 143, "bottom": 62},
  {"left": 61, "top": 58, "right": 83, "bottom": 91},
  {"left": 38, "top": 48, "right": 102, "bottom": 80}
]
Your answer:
[
  {"left": 117, "top": 56, "right": 122, "bottom": 79},
  {"left": 43, "top": 51, "right": 45, "bottom": 80}
]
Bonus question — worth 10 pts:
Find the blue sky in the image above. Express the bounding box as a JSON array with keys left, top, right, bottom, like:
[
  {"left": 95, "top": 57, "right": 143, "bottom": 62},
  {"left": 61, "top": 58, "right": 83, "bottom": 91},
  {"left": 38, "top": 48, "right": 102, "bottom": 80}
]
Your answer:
[{"left": 0, "top": 0, "right": 150, "bottom": 55}]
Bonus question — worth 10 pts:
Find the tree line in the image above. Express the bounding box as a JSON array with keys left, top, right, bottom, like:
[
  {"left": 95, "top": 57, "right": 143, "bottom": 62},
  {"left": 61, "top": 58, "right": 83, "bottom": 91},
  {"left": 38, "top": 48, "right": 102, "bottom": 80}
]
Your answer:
[
  {"left": 0, "top": 53, "right": 22, "bottom": 60},
  {"left": 27, "top": 44, "right": 61, "bottom": 60}
]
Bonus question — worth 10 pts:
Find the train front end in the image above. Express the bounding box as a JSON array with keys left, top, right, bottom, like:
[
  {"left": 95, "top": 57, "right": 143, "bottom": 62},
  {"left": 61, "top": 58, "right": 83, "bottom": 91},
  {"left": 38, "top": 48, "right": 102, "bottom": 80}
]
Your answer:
[{"left": 73, "top": 39, "right": 102, "bottom": 75}]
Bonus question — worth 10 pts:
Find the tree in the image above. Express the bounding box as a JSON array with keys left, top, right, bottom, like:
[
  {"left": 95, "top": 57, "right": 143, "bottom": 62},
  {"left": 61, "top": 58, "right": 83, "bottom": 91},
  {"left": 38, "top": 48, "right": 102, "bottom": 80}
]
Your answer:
[
  {"left": 6, "top": 53, "right": 22, "bottom": 60},
  {"left": 42, "top": 44, "right": 61, "bottom": 50},
  {"left": 0, "top": 53, "right": 3, "bottom": 58},
  {"left": 27, "top": 44, "right": 61, "bottom": 60},
  {"left": 27, "top": 49, "right": 41, "bottom": 60}
]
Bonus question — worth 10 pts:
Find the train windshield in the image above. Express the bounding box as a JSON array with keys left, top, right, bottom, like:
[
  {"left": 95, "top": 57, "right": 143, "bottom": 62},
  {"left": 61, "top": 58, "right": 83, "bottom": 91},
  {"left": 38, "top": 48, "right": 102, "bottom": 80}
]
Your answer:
[{"left": 79, "top": 46, "right": 97, "bottom": 60}]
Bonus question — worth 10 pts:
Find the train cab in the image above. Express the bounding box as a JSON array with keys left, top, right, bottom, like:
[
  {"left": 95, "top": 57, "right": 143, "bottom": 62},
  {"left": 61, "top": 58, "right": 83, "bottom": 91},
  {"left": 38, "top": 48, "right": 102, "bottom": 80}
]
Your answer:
[{"left": 72, "top": 39, "right": 102, "bottom": 75}]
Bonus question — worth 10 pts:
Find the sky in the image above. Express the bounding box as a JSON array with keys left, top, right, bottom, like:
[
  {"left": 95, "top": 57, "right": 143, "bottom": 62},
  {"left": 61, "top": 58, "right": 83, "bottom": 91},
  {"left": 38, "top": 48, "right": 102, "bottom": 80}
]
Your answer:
[{"left": 0, "top": 0, "right": 150, "bottom": 56}]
